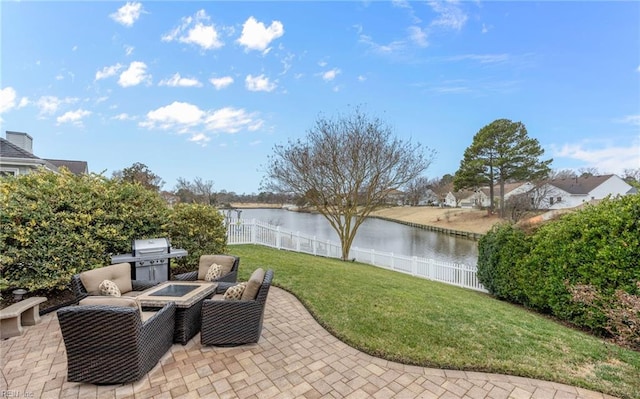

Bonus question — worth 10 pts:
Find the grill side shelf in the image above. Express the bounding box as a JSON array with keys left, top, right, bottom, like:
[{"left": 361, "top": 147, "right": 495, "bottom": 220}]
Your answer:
[{"left": 111, "top": 248, "right": 188, "bottom": 264}]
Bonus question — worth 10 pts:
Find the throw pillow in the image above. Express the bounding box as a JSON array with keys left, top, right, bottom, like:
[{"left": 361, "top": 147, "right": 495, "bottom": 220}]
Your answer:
[
  {"left": 99, "top": 279, "right": 121, "bottom": 297},
  {"left": 223, "top": 282, "right": 247, "bottom": 301},
  {"left": 241, "top": 268, "right": 265, "bottom": 300},
  {"left": 204, "top": 263, "right": 223, "bottom": 282}
]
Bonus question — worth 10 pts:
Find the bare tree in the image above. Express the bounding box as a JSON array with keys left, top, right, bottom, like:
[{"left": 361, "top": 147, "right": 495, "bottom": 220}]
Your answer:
[
  {"left": 174, "top": 177, "right": 216, "bottom": 205},
  {"left": 622, "top": 168, "right": 640, "bottom": 189},
  {"left": 548, "top": 169, "right": 577, "bottom": 179},
  {"left": 262, "top": 107, "right": 436, "bottom": 260},
  {"left": 404, "top": 176, "right": 431, "bottom": 206},
  {"left": 578, "top": 167, "right": 599, "bottom": 178}
]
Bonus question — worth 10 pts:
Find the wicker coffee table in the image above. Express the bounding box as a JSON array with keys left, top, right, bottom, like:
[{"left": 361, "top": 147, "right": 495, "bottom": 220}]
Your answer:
[{"left": 137, "top": 281, "right": 218, "bottom": 345}]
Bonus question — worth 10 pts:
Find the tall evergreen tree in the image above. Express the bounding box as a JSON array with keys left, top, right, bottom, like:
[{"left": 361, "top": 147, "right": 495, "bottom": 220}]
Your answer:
[{"left": 454, "top": 119, "right": 552, "bottom": 217}]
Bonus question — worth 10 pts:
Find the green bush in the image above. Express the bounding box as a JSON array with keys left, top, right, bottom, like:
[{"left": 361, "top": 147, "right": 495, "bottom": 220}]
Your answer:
[
  {"left": 477, "top": 223, "right": 529, "bottom": 304},
  {"left": 522, "top": 195, "right": 640, "bottom": 331},
  {"left": 477, "top": 194, "right": 640, "bottom": 339},
  {"left": 166, "top": 203, "right": 227, "bottom": 274},
  {"left": 0, "top": 170, "right": 169, "bottom": 291}
]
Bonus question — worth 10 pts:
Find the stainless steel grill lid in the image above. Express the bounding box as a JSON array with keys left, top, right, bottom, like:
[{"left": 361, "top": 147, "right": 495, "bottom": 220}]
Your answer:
[{"left": 131, "top": 238, "right": 170, "bottom": 256}]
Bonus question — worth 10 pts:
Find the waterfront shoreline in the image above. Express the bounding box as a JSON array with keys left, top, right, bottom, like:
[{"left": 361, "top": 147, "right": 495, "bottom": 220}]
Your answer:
[{"left": 231, "top": 203, "right": 505, "bottom": 236}]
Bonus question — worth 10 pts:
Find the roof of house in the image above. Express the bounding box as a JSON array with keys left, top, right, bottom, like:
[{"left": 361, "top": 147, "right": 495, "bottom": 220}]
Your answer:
[
  {"left": 547, "top": 174, "right": 615, "bottom": 195},
  {"left": 46, "top": 159, "right": 88, "bottom": 175},
  {"left": 0, "top": 138, "right": 39, "bottom": 160}
]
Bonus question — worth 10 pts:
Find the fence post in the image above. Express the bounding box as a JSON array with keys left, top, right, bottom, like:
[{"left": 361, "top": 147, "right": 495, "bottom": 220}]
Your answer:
[
  {"left": 390, "top": 253, "right": 394, "bottom": 270},
  {"left": 412, "top": 256, "right": 417, "bottom": 276},
  {"left": 276, "top": 226, "right": 281, "bottom": 249},
  {"left": 251, "top": 219, "right": 257, "bottom": 244},
  {"left": 313, "top": 236, "right": 317, "bottom": 256}
]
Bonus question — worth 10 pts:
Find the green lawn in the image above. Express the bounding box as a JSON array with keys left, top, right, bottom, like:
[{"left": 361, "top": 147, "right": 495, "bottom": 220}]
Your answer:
[{"left": 229, "top": 244, "right": 640, "bottom": 399}]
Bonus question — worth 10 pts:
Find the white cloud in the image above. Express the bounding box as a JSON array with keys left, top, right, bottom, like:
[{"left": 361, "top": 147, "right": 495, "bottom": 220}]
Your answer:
[
  {"left": 616, "top": 115, "right": 640, "bottom": 126},
  {"left": 118, "top": 61, "right": 150, "bottom": 87},
  {"left": 0, "top": 87, "right": 17, "bottom": 113},
  {"left": 110, "top": 2, "right": 143, "bottom": 27},
  {"left": 210, "top": 76, "right": 234, "bottom": 90},
  {"left": 18, "top": 97, "right": 29, "bottom": 108},
  {"left": 428, "top": 0, "right": 468, "bottom": 31},
  {"left": 56, "top": 109, "right": 91, "bottom": 126},
  {"left": 204, "top": 107, "right": 261, "bottom": 133},
  {"left": 237, "top": 16, "right": 284, "bottom": 53},
  {"left": 140, "top": 101, "right": 204, "bottom": 130},
  {"left": 189, "top": 133, "right": 210, "bottom": 145},
  {"left": 443, "top": 54, "right": 510, "bottom": 64},
  {"left": 359, "top": 34, "right": 406, "bottom": 56},
  {"left": 245, "top": 74, "right": 276, "bottom": 92},
  {"left": 96, "top": 63, "right": 123, "bottom": 80},
  {"left": 408, "top": 26, "right": 428, "bottom": 47},
  {"left": 321, "top": 68, "right": 341, "bottom": 82},
  {"left": 551, "top": 141, "right": 640, "bottom": 175},
  {"left": 35, "top": 95, "right": 78, "bottom": 116},
  {"left": 112, "top": 113, "right": 134, "bottom": 121},
  {"left": 162, "top": 10, "right": 223, "bottom": 50},
  {"left": 159, "top": 73, "right": 202, "bottom": 87},
  {"left": 140, "top": 101, "right": 264, "bottom": 136},
  {"left": 358, "top": 75, "right": 367, "bottom": 82},
  {"left": 124, "top": 45, "right": 135, "bottom": 56}
]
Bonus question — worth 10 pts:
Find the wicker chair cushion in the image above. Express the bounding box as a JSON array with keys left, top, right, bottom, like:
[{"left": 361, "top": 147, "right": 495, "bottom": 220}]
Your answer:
[
  {"left": 99, "top": 280, "right": 121, "bottom": 297},
  {"left": 79, "top": 296, "right": 141, "bottom": 314},
  {"left": 223, "top": 282, "right": 247, "bottom": 300},
  {"left": 79, "top": 263, "right": 133, "bottom": 295},
  {"left": 204, "top": 264, "right": 223, "bottom": 282},
  {"left": 242, "top": 268, "right": 265, "bottom": 300},
  {"left": 198, "top": 255, "right": 235, "bottom": 280}
]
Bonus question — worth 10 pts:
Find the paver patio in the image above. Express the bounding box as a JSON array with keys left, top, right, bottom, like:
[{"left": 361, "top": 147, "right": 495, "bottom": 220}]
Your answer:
[{"left": 1, "top": 287, "right": 619, "bottom": 399}]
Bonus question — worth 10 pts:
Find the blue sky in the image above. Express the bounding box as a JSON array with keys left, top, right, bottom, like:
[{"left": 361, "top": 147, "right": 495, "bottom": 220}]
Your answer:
[{"left": 1, "top": 1, "right": 639, "bottom": 194}]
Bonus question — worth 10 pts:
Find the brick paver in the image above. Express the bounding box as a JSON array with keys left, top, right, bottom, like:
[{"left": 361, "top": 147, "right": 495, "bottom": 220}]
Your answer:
[{"left": 0, "top": 287, "right": 620, "bottom": 398}]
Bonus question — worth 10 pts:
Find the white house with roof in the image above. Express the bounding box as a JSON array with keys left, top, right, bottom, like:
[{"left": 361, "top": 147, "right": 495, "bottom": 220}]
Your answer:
[{"left": 537, "top": 174, "right": 636, "bottom": 209}]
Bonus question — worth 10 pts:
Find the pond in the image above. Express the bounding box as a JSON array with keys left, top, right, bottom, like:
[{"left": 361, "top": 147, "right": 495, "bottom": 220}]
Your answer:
[{"left": 234, "top": 208, "right": 479, "bottom": 266}]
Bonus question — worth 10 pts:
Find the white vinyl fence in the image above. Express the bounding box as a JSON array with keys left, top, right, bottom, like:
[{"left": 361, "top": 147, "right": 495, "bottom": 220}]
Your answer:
[{"left": 226, "top": 218, "right": 487, "bottom": 293}]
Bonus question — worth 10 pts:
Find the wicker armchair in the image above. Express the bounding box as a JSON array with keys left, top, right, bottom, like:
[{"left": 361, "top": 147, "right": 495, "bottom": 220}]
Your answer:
[
  {"left": 200, "top": 269, "right": 274, "bottom": 346},
  {"left": 70, "top": 263, "right": 160, "bottom": 302},
  {"left": 57, "top": 300, "right": 176, "bottom": 384},
  {"left": 174, "top": 255, "right": 239, "bottom": 283}
]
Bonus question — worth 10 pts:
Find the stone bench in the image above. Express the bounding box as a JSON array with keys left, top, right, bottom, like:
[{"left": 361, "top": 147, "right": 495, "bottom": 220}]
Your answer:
[{"left": 0, "top": 297, "right": 47, "bottom": 339}]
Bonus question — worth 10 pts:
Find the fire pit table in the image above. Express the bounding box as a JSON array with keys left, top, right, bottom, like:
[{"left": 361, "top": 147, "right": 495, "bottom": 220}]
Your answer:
[{"left": 136, "top": 281, "right": 218, "bottom": 345}]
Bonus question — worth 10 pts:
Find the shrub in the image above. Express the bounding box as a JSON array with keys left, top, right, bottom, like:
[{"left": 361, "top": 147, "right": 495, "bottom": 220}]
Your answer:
[
  {"left": 477, "top": 223, "right": 529, "bottom": 304},
  {"left": 0, "top": 170, "right": 169, "bottom": 291},
  {"left": 166, "top": 203, "right": 227, "bottom": 273},
  {"left": 522, "top": 195, "right": 640, "bottom": 331},
  {"left": 478, "top": 194, "right": 640, "bottom": 340}
]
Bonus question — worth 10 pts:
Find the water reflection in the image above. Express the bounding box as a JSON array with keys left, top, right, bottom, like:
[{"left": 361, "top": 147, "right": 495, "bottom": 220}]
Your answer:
[{"left": 237, "top": 209, "right": 478, "bottom": 266}]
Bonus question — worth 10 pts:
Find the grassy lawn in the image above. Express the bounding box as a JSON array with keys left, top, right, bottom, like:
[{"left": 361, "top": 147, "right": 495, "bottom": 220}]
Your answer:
[{"left": 229, "top": 244, "right": 640, "bottom": 399}]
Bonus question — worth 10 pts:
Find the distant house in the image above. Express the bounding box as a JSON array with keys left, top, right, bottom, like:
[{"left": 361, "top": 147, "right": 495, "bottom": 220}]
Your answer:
[
  {"left": 417, "top": 188, "right": 439, "bottom": 206},
  {"left": 0, "top": 131, "right": 88, "bottom": 176},
  {"left": 537, "top": 175, "right": 636, "bottom": 209},
  {"left": 444, "top": 189, "right": 480, "bottom": 208}
]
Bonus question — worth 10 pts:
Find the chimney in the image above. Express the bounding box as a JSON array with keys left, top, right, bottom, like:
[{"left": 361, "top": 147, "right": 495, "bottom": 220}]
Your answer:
[{"left": 6, "top": 131, "right": 33, "bottom": 153}]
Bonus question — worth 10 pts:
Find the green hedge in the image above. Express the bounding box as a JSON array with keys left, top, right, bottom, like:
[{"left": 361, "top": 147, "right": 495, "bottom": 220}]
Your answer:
[
  {"left": 477, "top": 194, "right": 640, "bottom": 338},
  {"left": 166, "top": 203, "right": 227, "bottom": 274},
  {"left": 0, "top": 170, "right": 227, "bottom": 292}
]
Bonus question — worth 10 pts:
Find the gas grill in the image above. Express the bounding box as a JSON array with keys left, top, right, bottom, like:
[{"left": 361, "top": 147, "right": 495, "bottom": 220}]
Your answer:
[{"left": 111, "top": 238, "right": 187, "bottom": 282}]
